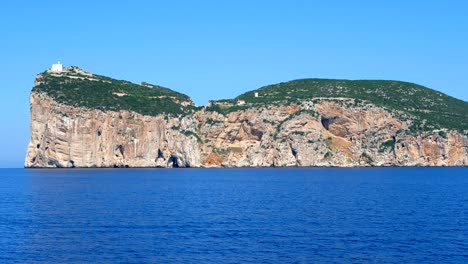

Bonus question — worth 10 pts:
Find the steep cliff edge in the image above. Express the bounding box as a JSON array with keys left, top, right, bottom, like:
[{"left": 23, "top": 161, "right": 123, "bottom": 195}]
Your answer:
[
  {"left": 25, "top": 92, "right": 201, "bottom": 168},
  {"left": 25, "top": 67, "right": 468, "bottom": 167}
]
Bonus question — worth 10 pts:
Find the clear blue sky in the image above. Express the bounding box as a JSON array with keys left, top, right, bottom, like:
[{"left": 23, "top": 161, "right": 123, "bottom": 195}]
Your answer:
[{"left": 0, "top": 0, "right": 467, "bottom": 168}]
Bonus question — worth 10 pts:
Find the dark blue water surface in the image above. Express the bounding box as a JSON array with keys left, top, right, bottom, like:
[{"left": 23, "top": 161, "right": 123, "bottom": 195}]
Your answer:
[{"left": 0, "top": 168, "right": 467, "bottom": 263}]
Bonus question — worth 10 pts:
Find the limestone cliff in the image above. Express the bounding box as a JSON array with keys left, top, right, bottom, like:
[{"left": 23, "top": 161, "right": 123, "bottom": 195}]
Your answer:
[
  {"left": 25, "top": 68, "right": 468, "bottom": 167},
  {"left": 26, "top": 92, "right": 200, "bottom": 168},
  {"left": 195, "top": 101, "right": 467, "bottom": 167}
]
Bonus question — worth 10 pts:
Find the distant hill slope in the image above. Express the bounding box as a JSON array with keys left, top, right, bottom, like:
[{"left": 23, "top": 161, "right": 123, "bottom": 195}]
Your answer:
[
  {"left": 32, "top": 67, "right": 194, "bottom": 116},
  {"left": 235, "top": 78, "right": 468, "bottom": 131}
]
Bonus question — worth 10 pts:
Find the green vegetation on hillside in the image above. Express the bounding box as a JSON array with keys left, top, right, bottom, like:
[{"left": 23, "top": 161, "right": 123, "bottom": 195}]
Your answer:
[
  {"left": 233, "top": 79, "right": 468, "bottom": 131},
  {"left": 33, "top": 68, "right": 467, "bottom": 132},
  {"left": 33, "top": 69, "right": 193, "bottom": 116}
]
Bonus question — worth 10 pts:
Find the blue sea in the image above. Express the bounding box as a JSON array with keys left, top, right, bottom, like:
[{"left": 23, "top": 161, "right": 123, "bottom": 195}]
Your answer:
[{"left": 0, "top": 168, "right": 467, "bottom": 263}]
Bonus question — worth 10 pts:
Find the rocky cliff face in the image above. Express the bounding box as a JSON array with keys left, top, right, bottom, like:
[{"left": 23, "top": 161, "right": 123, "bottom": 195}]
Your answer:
[
  {"left": 26, "top": 92, "right": 200, "bottom": 168},
  {"left": 26, "top": 92, "right": 468, "bottom": 168}
]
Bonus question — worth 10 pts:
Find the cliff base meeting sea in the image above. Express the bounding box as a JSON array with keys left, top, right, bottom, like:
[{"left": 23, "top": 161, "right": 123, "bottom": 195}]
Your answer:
[{"left": 0, "top": 167, "right": 467, "bottom": 263}]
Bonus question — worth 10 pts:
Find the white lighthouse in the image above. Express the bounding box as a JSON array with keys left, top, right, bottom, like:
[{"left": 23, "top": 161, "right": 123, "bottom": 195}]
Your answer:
[{"left": 51, "top": 61, "right": 63, "bottom": 73}]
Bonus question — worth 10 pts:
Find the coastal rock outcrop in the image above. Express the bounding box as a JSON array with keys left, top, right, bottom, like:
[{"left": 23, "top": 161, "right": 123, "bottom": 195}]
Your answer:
[
  {"left": 26, "top": 93, "right": 200, "bottom": 168},
  {"left": 194, "top": 100, "right": 467, "bottom": 167},
  {"left": 26, "top": 93, "right": 468, "bottom": 168},
  {"left": 25, "top": 68, "right": 468, "bottom": 168}
]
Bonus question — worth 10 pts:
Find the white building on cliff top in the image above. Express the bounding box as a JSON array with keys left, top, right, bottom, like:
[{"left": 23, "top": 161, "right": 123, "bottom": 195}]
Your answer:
[{"left": 51, "top": 61, "right": 63, "bottom": 73}]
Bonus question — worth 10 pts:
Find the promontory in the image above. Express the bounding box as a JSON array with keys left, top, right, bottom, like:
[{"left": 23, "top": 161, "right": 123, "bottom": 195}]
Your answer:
[{"left": 25, "top": 63, "right": 468, "bottom": 168}]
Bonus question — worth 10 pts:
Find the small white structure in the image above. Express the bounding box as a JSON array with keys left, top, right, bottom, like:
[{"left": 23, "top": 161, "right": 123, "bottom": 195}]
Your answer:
[
  {"left": 254, "top": 92, "right": 259, "bottom": 97},
  {"left": 237, "top": 100, "right": 246, "bottom": 105},
  {"left": 51, "top": 61, "right": 63, "bottom": 73}
]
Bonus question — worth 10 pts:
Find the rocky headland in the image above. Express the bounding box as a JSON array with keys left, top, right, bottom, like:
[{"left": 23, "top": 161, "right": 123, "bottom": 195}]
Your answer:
[{"left": 25, "top": 66, "right": 468, "bottom": 168}]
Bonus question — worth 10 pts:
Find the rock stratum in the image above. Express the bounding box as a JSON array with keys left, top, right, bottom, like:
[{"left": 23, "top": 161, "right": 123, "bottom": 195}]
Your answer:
[{"left": 25, "top": 66, "right": 468, "bottom": 168}]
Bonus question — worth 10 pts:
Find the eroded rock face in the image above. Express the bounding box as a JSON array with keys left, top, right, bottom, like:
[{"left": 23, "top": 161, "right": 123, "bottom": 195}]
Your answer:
[
  {"left": 25, "top": 93, "right": 200, "bottom": 168},
  {"left": 26, "top": 93, "right": 468, "bottom": 168},
  {"left": 195, "top": 100, "right": 467, "bottom": 167}
]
